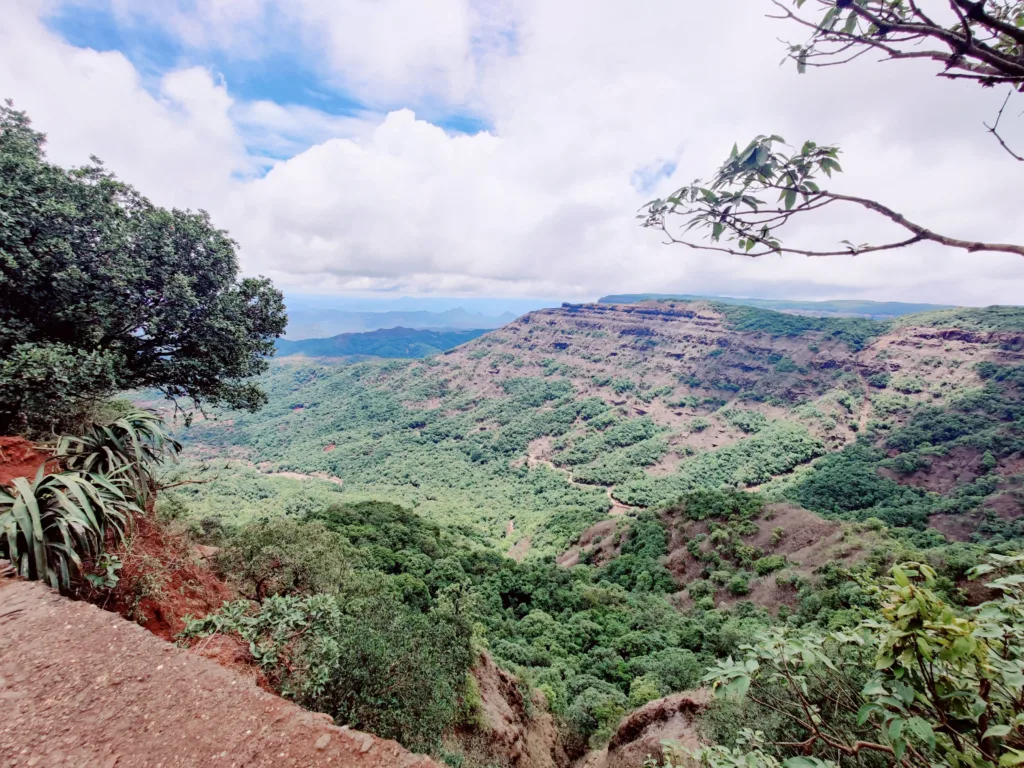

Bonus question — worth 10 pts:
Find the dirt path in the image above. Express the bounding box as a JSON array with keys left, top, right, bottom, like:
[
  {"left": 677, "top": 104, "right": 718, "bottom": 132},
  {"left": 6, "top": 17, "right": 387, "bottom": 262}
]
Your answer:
[
  {"left": 525, "top": 442, "right": 638, "bottom": 516},
  {"left": 0, "top": 576, "right": 437, "bottom": 768}
]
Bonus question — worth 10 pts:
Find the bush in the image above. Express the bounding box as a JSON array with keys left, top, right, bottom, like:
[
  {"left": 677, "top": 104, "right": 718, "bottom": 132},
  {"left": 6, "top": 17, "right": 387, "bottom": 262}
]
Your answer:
[
  {"left": 687, "top": 579, "right": 713, "bottom": 600},
  {"left": 567, "top": 686, "right": 628, "bottom": 747},
  {"left": 183, "top": 588, "right": 474, "bottom": 752},
  {"left": 754, "top": 555, "right": 787, "bottom": 576},
  {"left": 0, "top": 470, "right": 134, "bottom": 590},
  {"left": 215, "top": 517, "right": 357, "bottom": 601},
  {"left": 627, "top": 674, "right": 663, "bottom": 707},
  {"left": 727, "top": 573, "right": 751, "bottom": 596}
]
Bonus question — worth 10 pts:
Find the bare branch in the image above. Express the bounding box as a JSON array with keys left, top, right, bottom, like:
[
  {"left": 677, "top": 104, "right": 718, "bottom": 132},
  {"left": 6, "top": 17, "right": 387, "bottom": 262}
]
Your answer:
[{"left": 984, "top": 91, "right": 1024, "bottom": 162}]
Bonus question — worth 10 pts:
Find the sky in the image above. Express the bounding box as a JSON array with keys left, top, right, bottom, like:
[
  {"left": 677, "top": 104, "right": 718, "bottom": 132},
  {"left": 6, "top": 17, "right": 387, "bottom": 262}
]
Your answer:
[{"left": 2, "top": 0, "right": 1023, "bottom": 306}]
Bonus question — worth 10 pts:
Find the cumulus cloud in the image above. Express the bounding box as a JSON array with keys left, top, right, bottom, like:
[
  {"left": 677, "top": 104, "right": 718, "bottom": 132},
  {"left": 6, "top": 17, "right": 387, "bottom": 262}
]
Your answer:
[{"left": 2, "top": 0, "right": 1023, "bottom": 303}]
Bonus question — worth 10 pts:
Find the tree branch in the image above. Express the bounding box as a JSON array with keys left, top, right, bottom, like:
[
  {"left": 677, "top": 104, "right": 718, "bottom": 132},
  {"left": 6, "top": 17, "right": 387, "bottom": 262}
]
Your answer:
[{"left": 984, "top": 91, "right": 1024, "bottom": 161}]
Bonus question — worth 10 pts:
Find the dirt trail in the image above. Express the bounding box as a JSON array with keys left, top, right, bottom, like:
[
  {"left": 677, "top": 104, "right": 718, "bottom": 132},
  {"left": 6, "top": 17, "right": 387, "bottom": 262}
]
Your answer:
[
  {"left": 525, "top": 443, "right": 637, "bottom": 516},
  {"left": 0, "top": 575, "right": 438, "bottom": 768}
]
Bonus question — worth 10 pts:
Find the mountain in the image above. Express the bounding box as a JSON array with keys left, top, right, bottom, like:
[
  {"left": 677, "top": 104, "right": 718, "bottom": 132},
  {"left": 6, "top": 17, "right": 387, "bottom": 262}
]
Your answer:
[
  {"left": 283, "top": 307, "right": 519, "bottom": 339},
  {"left": 598, "top": 294, "right": 957, "bottom": 318},
  {"left": 180, "top": 300, "right": 1024, "bottom": 550},
  {"left": 275, "top": 327, "right": 488, "bottom": 359},
  {"left": 166, "top": 298, "right": 1024, "bottom": 762}
]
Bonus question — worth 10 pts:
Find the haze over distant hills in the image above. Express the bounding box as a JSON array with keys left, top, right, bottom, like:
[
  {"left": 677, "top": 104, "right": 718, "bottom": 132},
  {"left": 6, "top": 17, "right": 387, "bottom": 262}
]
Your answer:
[
  {"left": 283, "top": 307, "right": 519, "bottom": 339},
  {"left": 598, "top": 294, "right": 958, "bottom": 318},
  {"left": 282, "top": 294, "right": 557, "bottom": 339}
]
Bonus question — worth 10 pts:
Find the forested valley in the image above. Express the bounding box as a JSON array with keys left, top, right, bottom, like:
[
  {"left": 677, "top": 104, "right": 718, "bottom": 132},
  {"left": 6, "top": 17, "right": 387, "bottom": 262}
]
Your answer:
[{"left": 3, "top": 0, "right": 1024, "bottom": 764}]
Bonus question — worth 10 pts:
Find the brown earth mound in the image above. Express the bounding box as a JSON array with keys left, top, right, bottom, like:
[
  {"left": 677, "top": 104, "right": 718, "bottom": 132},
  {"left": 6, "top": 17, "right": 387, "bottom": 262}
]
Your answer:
[
  {"left": 663, "top": 503, "right": 883, "bottom": 611},
  {"left": 0, "top": 574, "right": 439, "bottom": 768},
  {"left": 0, "top": 435, "right": 52, "bottom": 486},
  {"left": 84, "top": 510, "right": 235, "bottom": 641},
  {"left": 576, "top": 691, "right": 708, "bottom": 768}
]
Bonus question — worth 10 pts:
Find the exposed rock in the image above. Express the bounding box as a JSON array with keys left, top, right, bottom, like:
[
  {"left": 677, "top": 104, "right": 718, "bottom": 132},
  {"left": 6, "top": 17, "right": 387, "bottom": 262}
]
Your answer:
[
  {"left": 450, "top": 651, "right": 570, "bottom": 768},
  {"left": 577, "top": 691, "right": 708, "bottom": 768}
]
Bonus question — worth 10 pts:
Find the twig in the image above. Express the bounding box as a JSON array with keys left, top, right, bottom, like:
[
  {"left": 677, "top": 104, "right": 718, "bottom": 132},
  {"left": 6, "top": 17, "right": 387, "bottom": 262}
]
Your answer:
[{"left": 984, "top": 91, "right": 1024, "bottom": 162}]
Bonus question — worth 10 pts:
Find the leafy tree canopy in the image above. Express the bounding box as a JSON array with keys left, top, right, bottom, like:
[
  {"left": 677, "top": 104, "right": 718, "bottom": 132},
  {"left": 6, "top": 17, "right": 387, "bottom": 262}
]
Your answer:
[{"left": 0, "top": 103, "right": 286, "bottom": 433}]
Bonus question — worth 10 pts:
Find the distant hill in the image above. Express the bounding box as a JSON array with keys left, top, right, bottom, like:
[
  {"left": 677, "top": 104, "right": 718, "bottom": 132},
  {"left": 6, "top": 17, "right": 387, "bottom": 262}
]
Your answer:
[
  {"left": 597, "top": 294, "right": 956, "bottom": 318},
  {"left": 283, "top": 307, "right": 518, "bottom": 339},
  {"left": 275, "top": 326, "right": 488, "bottom": 359}
]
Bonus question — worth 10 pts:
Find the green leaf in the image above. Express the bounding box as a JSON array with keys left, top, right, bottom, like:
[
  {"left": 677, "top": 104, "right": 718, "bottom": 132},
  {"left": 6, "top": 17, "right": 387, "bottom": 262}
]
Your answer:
[
  {"left": 893, "top": 738, "right": 907, "bottom": 762},
  {"left": 892, "top": 565, "right": 909, "bottom": 587},
  {"left": 984, "top": 725, "right": 1012, "bottom": 739},
  {"left": 906, "top": 717, "right": 935, "bottom": 750},
  {"left": 857, "top": 703, "right": 882, "bottom": 726}
]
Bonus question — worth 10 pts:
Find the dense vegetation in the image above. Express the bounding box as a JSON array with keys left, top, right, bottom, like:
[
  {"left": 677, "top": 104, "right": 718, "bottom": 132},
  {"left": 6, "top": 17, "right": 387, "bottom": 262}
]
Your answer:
[
  {"left": 164, "top": 297, "right": 1024, "bottom": 763},
  {"left": 0, "top": 104, "right": 286, "bottom": 434},
  {"left": 275, "top": 326, "right": 488, "bottom": 359}
]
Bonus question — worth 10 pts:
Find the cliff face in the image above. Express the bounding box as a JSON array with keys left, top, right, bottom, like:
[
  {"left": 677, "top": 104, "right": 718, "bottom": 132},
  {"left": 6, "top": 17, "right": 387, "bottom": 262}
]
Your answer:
[
  {"left": 430, "top": 300, "right": 1022, "bottom": 452},
  {"left": 447, "top": 651, "right": 571, "bottom": 768}
]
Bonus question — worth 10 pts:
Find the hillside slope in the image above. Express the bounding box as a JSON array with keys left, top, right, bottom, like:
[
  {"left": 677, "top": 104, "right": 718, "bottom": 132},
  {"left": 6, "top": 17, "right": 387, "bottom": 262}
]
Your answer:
[
  {"left": 0, "top": 573, "right": 438, "bottom": 768},
  {"left": 597, "top": 295, "right": 954, "bottom": 318},
  {"left": 179, "top": 300, "right": 1024, "bottom": 552}
]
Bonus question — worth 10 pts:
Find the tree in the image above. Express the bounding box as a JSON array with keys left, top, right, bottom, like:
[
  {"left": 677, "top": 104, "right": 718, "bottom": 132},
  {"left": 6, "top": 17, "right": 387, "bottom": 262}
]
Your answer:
[
  {"left": 641, "top": 1, "right": 1024, "bottom": 260},
  {"left": 214, "top": 517, "right": 358, "bottom": 602},
  {"left": 697, "top": 555, "right": 1024, "bottom": 768},
  {"left": 0, "top": 102, "right": 287, "bottom": 434}
]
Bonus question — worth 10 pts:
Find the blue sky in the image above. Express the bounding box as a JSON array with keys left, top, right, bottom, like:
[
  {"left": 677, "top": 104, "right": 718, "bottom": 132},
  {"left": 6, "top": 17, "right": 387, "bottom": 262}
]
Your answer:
[
  {"left": 43, "top": 0, "right": 490, "bottom": 160},
  {"left": 3, "top": 0, "right": 1022, "bottom": 305}
]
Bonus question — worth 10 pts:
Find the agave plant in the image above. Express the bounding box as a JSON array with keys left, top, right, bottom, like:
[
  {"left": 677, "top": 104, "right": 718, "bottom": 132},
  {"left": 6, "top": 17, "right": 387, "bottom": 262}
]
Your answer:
[
  {"left": 57, "top": 409, "right": 181, "bottom": 505},
  {"left": 0, "top": 468, "right": 136, "bottom": 590}
]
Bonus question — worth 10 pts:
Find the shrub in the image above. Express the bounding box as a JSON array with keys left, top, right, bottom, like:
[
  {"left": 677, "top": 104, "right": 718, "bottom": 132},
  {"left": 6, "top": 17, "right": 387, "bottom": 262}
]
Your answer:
[
  {"left": 57, "top": 408, "right": 181, "bottom": 505},
  {"left": 754, "top": 555, "right": 787, "bottom": 576},
  {"left": 567, "top": 686, "right": 628, "bottom": 748},
  {"left": 687, "top": 579, "right": 713, "bottom": 600},
  {"left": 0, "top": 469, "right": 134, "bottom": 590},
  {"left": 183, "top": 588, "right": 474, "bottom": 752},
  {"left": 628, "top": 674, "right": 663, "bottom": 708},
  {"left": 215, "top": 517, "right": 357, "bottom": 601},
  {"left": 727, "top": 573, "right": 751, "bottom": 596}
]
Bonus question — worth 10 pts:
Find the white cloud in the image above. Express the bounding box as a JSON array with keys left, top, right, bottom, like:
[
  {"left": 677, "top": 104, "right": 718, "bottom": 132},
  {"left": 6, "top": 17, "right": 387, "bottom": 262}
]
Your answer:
[{"left": 2, "top": 0, "right": 1023, "bottom": 305}]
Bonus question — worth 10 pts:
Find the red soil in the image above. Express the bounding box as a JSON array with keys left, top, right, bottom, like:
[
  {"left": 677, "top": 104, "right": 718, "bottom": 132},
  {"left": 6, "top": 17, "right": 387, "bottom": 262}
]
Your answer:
[
  {"left": 0, "top": 435, "right": 52, "bottom": 487},
  {"left": 96, "top": 511, "right": 235, "bottom": 641}
]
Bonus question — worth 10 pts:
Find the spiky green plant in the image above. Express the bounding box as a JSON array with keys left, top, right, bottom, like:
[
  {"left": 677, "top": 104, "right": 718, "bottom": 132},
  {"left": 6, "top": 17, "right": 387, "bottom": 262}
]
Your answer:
[
  {"left": 0, "top": 468, "right": 136, "bottom": 590},
  {"left": 57, "top": 409, "right": 181, "bottom": 505}
]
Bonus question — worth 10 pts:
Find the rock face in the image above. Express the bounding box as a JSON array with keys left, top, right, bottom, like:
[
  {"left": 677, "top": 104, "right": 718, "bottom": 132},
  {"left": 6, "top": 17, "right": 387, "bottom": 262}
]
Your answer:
[
  {"left": 576, "top": 691, "right": 708, "bottom": 768},
  {"left": 0, "top": 573, "right": 440, "bottom": 768},
  {"left": 452, "top": 651, "right": 571, "bottom": 768}
]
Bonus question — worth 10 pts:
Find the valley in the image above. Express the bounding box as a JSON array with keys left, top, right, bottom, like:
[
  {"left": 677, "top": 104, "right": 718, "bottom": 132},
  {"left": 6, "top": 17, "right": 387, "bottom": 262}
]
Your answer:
[
  {"left": 178, "top": 300, "right": 1024, "bottom": 552},
  {"left": 148, "top": 297, "right": 1024, "bottom": 765}
]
